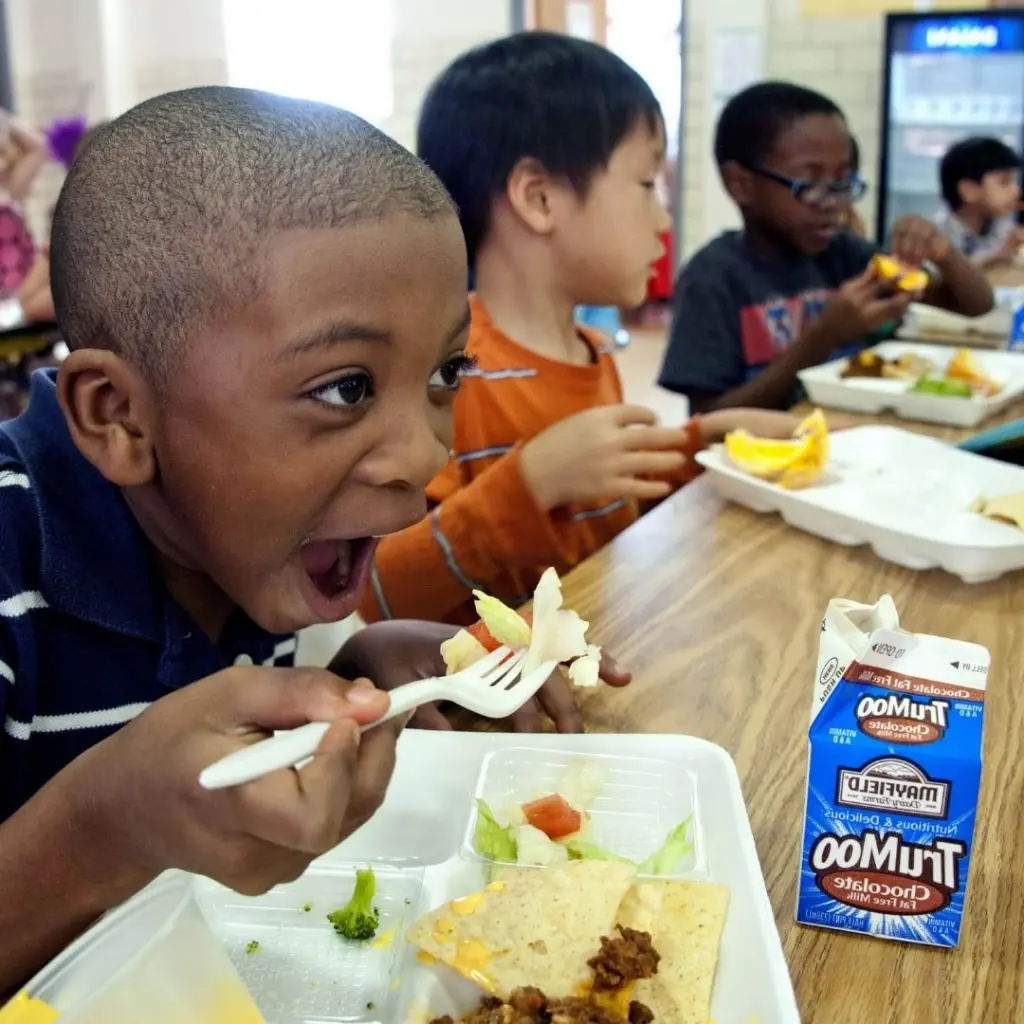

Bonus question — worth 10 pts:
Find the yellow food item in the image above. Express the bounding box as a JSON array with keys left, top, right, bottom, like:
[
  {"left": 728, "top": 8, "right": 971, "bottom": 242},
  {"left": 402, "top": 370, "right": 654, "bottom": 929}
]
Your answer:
[
  {"left": 724, "top": 409, "right": 829, "bottom": 490},
  {"left": 947, "top": 348, "right": 1002, "bottom": 397},
  {"left": 871, "top": 253, "right": 927, "bottom": 292},
  {"left": 0, "top": 992, "right": 59, "bottom": 1024}
]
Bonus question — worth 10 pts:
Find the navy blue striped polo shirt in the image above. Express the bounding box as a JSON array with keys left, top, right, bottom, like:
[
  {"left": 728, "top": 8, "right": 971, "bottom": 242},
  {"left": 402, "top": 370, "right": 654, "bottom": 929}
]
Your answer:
[{"left": 0, "top": 371, "right": 296, "bottom": 822}]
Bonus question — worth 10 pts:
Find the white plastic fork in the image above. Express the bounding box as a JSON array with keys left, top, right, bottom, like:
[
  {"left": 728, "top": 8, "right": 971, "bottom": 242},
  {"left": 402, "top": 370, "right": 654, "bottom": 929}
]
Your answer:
[{"left": 198, "top": 646, "right": 558, "bottom": 791}]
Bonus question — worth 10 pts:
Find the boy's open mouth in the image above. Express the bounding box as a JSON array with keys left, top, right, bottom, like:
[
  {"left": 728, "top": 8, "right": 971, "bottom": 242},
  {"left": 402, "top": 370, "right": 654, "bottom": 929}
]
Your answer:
[{"left": 300, "top": 537, "right": 375, "bottom": 600}]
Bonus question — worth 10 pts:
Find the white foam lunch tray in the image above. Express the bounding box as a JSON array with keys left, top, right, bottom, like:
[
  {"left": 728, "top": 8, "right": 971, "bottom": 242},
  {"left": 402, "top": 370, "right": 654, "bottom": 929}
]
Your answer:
[
  {"left": 696, "top": 424, "right": 1024, "bottom": 583},
  {"left": 797, "top": 341, "right": 1024, "bottom": 427},
  {"left": 194, "top": 730, "right": 799, "bottom": 1024}
]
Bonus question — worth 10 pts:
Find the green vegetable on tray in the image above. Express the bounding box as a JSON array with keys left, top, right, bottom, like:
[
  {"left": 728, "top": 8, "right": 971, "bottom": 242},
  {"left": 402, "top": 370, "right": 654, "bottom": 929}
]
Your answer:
[
  {"left": 473, "top": 799, "right": 518, "bottom": 863},
  {"left": 474, "top": 797, "right": 694, "bottom": 875},
  {"left": 327, "top": 867, "right": 380, "bottom": 941},
  {"left": 910, "top": 376, "right": 973, "bottom": 398}
]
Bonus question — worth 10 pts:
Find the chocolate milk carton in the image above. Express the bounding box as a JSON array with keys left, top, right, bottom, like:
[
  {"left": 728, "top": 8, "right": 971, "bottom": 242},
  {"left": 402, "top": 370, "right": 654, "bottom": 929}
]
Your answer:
[{"left": 796, "top": 596, "right": 989, "bottom": 947}]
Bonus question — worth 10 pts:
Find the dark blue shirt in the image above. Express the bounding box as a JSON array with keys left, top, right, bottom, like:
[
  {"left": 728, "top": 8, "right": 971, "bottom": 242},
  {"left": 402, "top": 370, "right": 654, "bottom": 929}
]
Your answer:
[
  {"left": 659, "top": 230, "right": 881, "bottom": 403},
  {"left": 0, "top": 371, "right": 295, "bottom": 822}
]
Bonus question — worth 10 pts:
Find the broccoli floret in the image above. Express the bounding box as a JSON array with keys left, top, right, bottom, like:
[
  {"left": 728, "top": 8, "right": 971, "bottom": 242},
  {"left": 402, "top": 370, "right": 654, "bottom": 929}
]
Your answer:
[
  {"left": 245, "top": 940, "right": 260, "bottom": 955},
  {"left": 327, "top": 867, "right": 380, "bottom": 941},
  {"left": 302, "top": 902, "right": 313, "bottom": 913}
]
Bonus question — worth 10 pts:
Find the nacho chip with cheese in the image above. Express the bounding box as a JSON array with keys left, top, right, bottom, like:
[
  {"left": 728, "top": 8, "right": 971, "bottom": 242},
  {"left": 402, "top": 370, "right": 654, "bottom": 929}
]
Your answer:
[{"left": 406, "top": 861, "right": 637, "bottom": 998}]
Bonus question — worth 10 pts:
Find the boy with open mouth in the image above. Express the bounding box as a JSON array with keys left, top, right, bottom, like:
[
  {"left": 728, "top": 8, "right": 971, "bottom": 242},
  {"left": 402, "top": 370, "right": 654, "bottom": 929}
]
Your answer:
[{"left": 0, "top": 87, "right": 610, "bottom": 995}]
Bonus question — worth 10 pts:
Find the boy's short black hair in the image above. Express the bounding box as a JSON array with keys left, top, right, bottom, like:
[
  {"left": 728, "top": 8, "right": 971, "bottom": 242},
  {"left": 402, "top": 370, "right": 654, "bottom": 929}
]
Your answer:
[
  {"left": 940, "top": 136, "right": 1022, "bottom": 209},
  {"left": 50, "top": 86, "right": 456, "bottom": 380},
  {"left": 714, "top": 81, "right": 844, "bottom": 169},
  {"left": 416, "top": 31, "right": 662, "bottom": 267}
]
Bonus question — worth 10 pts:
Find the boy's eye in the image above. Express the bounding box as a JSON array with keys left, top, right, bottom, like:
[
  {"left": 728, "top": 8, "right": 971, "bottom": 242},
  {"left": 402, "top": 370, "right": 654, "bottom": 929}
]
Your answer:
[
  {"left": 309, "top": 371, "right": 375, "bottom": 408},
  {"left": 640, "top": 180, "right": 656, "bottom": 190},
  {"left": 430, "top": 353, "right": 478, "bottom": 391}
]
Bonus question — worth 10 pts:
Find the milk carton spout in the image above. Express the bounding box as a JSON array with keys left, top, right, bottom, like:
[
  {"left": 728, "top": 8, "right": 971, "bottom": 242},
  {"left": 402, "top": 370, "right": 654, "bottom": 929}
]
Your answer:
[{"left": 796, "top": 598, "right": 989, "bottom": 948}]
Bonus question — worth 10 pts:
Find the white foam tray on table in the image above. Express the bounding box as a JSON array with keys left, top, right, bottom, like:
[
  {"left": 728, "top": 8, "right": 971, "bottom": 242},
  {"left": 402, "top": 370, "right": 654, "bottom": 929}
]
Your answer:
[
  {"left": 195, "top": 730, "right": 800, "bottom": 1024},
  {"left": 696, "top": 424, "right": 1024, "bottom": 583},
  {"left": 797, "top": 342, "right": 1024, "bottom": 427}
]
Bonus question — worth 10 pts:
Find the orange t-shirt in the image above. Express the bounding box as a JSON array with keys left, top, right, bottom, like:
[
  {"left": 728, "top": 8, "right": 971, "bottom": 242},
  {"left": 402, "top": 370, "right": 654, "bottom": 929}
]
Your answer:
[{"left": 359, "top": 298, "right": 704, "bottom": 625}]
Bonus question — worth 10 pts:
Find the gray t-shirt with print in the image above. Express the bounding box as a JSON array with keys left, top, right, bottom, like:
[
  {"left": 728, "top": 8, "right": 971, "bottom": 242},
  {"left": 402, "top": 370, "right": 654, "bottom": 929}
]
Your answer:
[{"left": 659, "top": 230, "right": 880, "bottom": 402}]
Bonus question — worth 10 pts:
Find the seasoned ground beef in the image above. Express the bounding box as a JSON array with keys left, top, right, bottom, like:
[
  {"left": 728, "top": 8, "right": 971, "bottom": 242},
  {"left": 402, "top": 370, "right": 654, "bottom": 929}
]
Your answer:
[
  {"left": 546, "top": 997, "right": 642, "bottom": 1023},
  {"left": 429, "top": 988, "right": 656, "bottom": 1024},
  {"left": 586, "top": 927, "right": 660, "bottom": 991},
  {"left": 627, "top": 1002, "right": 654, "bottom": 1024}
]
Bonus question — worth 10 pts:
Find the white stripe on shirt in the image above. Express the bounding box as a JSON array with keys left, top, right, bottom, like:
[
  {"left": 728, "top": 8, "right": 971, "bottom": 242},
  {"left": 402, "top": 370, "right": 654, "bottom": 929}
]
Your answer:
[
  {"left": 0, "top": 659, "right": 13, "bottom": 685},
  {"left": 4, "top": 701, "right": 150, "bottom": 740},
  {"left": 463, "top": 367, "right": 538, "bottom": 380},
  {"left": 261, "top": 636, "right": 298, "bottom": 665},
  {"left": 572, "top": 498, "right": 629, "bottom": 522},
  {"left": 0, "top": 471, "right": 29, "bottom": 489},
  {"left": 455, "top": 445, "right": 514, "bottom": 464},
  {"left": 0, "top": 591, "right": 48, "bottom": 618}
]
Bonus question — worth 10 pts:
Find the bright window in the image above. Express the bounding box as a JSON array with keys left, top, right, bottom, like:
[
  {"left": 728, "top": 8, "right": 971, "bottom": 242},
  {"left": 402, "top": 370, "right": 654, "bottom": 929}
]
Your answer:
[{"left": 222, "top": 0, "right": 393, "bottom": 126}]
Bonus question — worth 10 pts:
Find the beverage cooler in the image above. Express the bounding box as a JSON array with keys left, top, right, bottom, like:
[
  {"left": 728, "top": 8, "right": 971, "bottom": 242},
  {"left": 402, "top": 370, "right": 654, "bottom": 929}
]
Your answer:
[{"left": 877, "top": 9, "right": 1024, "bottom": 242}]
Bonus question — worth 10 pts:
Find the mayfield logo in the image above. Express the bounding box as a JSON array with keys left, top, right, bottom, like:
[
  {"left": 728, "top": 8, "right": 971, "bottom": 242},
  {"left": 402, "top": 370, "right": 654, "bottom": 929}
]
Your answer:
[
  {"left": 836, "top": 757, "right": 951, "bottom": 818},
  {"left": 855, "top": 694, "right": 949, "bottom": 745},
  {"left": 810, "top": 830, "right": 967, "bottom": 915}
]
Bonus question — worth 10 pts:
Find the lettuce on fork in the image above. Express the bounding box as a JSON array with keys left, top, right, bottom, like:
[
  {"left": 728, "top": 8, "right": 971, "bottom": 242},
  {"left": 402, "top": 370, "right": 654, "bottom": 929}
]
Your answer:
[{"left": 440, "top": 568, "right": 601, "bottom": 686}]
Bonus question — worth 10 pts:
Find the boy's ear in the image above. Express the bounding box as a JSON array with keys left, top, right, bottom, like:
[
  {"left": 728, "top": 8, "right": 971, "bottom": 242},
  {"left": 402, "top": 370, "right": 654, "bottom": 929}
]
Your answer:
[
  {"left": 56, "top": 349, "right": 158, "bottom": 487},
  {"left": 720, "top": 160, "right": 753, "bottom": 206},
  {"left": 505, "top": 157, "right": 558, "bottom": 237},
  {"left": 958, "top": 178, "right": 982, "bottom": 207}
]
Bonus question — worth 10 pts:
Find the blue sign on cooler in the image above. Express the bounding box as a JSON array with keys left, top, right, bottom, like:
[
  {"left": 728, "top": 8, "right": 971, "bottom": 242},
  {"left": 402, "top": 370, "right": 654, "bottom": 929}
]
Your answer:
[{"left": 1009, "top": 303, "right": 1024, "bottom": 351}]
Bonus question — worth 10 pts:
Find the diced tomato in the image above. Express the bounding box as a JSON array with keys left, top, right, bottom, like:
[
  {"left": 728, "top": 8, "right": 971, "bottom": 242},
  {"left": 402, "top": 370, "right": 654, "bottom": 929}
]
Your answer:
[
  {"left": 466, "top": 612, "right": 533, "bottom": 653},
  {"left": 522, "top": 794, "right": 582, "bottom": 840}
]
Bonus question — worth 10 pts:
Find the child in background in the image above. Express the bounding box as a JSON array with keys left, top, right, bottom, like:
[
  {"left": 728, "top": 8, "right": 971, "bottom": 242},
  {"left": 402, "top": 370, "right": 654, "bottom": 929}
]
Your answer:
[
  {"left": 18, "top": 118, "right": 109, "bottom": 324},
  {"left": 360, "top": 34, "right": 806, "bottom": 641},
  {"left": 935, "top": 136, "right": 1024, "bottom": 268},
  {"left": 659, "top": 82, "right": 993, "bottom": 412},
  {"left": 0, "top": 86, "right": 534, "bottom": 991},
  {"left": 0, "top": 112, "right": 47, "bottom": 298}
]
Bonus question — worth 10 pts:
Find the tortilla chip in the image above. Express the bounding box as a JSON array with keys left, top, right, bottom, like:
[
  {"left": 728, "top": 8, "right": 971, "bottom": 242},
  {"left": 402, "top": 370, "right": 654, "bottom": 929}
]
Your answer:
[
  {"left": 406, "top": 861, "right": 637, "bottom": 999},
  {"left": 630, "top": 880, "right": 729, "bottom": 1024}
]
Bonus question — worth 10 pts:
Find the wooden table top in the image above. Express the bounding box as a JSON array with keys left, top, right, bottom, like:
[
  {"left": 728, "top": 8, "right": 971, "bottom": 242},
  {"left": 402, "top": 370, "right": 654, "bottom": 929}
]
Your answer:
[{"left": 556, "top": 406, "right": 1024, "bottom": 1023}]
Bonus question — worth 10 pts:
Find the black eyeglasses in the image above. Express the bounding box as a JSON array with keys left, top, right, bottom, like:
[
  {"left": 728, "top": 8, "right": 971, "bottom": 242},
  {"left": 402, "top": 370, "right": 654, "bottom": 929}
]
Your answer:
[{"left": 744, "top": 163, "right": 868, "bottom": 207}]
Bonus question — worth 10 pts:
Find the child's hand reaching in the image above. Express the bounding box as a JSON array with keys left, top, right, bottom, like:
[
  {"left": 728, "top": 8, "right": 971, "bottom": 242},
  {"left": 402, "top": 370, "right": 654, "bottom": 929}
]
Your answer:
[
  {"left": 334, "top": 620, "right": 631, "bottom": 734},
  {"left": 519, "top": 404, "right": 689, "bottom": 510},
  {"left": 700, "top": 409, "right": 805, "bottom": 443},
  {"left": 890, "top": 215, "right": 951, "bottom": 267},
  {"left": 807, "top": 265, "right": 913, "bottom": 355},
  {"left": 700, "top": 408, "right": 856, "bottom": 442}
]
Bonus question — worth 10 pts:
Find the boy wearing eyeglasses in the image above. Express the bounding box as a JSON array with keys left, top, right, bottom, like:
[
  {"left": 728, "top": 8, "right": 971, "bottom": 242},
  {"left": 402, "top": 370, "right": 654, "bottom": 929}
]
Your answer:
[{"left": 660, "top": 82, "right": 993, "bottom": 412}]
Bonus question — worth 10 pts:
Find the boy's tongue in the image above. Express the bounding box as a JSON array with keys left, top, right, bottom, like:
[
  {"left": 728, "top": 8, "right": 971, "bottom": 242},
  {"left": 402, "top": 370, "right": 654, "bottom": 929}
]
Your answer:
[{"left": 300, "top": 540, "right": 351, "bottom": 588}]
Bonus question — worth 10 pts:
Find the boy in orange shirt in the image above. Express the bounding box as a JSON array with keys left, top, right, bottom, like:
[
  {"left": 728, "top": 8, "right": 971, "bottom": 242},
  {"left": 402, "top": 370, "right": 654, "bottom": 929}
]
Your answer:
[{"left": 361, "top": 34, "right": 801, "bottom": 637}]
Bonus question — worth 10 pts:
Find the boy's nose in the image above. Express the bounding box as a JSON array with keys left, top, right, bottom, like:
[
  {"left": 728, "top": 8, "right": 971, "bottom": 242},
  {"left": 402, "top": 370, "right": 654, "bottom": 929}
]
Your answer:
[{"left": 365, "top": 413, "right": 450, "bottom": 491}]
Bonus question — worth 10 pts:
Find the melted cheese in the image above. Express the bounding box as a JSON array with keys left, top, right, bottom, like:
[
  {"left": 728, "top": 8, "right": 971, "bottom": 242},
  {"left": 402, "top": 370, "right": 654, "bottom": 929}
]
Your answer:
[
  {"left": 451, "top": 893, "right": 485, "bottom": 916},
  {"left": 416, "top": 951, "right": 438, "bottom": 965},
  {"left": 452, "top": 939, "right": 497, "bottom": 994},
  {"left": 484, "top": 881, "right": 506, "bottom": 892},
  {"left": 372, "top": 925, "right": 397, "bottom": 950},
  {"left": 591, "top": 985, "right": 635, "bottom": 1017}
]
